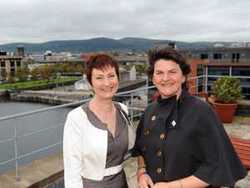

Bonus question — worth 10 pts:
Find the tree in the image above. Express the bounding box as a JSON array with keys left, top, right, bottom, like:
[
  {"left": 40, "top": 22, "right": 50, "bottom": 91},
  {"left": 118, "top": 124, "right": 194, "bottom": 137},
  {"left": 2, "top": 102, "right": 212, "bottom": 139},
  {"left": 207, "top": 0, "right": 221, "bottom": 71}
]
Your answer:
[
  {"left": 7, "top": 74, "right": 16, "bottom": 83},
  {"left": 30, "top": 68, "right": 40, "bottom": 80},
  {"left": 135, "top": 64, "right": 148, "bottom": 75},
  {"left": 38, "top": 65, "right": 53, "bottom": 81},
  {"left": 0, "top": 70, "right": 6, "bottom": 81},
  {"left": 75, "top": 64, "right": 85, "bottom": 74},
  {"left": 16, "top": 67, "right": 29, "bottom": 82}
]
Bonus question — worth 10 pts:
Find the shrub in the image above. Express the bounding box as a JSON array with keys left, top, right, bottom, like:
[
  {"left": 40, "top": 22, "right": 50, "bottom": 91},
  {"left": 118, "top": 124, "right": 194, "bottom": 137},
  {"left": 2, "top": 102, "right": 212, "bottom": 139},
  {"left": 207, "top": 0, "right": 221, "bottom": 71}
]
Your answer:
[{"left": 212, "top": 76, "right": 242, "bottom": 103}]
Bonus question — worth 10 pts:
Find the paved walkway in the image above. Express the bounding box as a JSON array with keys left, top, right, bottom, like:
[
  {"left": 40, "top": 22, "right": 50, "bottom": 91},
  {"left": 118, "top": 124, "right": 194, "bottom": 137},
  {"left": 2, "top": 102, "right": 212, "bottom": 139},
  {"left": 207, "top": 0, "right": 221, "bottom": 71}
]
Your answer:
[
  {"left": 224, "top": 116, "right": 250, "bottom": 140},
  {"left": 0, "top": 153, "right": 63, "bottom": 188}
]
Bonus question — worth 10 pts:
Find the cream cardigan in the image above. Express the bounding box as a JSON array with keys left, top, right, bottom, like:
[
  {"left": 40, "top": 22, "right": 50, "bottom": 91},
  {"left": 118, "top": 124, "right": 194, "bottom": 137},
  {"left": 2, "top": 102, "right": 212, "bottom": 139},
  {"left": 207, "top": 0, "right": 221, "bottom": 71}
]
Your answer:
[{"left": 63, "top": 103, "right": 135, "bottom": 188}]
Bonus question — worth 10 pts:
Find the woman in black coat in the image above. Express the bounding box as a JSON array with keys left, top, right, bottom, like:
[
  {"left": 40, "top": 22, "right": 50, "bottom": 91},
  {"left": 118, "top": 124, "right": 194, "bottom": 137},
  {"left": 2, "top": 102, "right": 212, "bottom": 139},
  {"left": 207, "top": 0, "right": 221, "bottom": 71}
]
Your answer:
[{"left": 133, "top": 48, "right": 247, "bottom": 188}]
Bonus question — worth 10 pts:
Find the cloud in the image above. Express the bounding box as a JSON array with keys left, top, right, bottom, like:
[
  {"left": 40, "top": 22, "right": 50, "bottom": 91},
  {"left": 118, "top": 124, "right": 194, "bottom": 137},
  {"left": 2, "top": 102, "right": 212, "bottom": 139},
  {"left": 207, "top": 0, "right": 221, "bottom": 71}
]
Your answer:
[{"left": 0, "top": 0, "right": 250, "bottom": 44}]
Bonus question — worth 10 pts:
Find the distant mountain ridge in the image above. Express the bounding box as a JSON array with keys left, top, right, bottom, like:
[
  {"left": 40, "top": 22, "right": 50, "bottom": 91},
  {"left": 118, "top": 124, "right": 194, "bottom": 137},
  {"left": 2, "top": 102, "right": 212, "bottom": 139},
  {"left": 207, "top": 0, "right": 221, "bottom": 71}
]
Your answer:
[{"left": 0, "top": 37, "right": 235, "bottom": 54}]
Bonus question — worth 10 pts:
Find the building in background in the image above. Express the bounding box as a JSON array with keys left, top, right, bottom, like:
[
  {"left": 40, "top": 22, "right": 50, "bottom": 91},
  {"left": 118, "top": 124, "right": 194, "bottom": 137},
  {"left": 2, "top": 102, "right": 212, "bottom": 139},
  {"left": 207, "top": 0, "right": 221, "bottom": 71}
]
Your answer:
[
  {"left": 184, "top": 47, "right": 250, "bottom": 63},
  {"left": 0, "top": 48, "right": 25, "bottom": 81},
  {"left": 16, "top": 45, "right": 25, "bottom": 57},
  {"left": 185, "top": 47, "right": 250, "bottom": 99}
]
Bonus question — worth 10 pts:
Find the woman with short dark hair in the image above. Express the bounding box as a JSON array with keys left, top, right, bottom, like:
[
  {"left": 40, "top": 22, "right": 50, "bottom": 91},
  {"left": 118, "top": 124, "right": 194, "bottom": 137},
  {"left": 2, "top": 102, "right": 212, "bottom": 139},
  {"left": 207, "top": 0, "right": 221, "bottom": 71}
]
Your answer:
[{"left": 133, "top": 48, "right": 246, "bottom": 188}]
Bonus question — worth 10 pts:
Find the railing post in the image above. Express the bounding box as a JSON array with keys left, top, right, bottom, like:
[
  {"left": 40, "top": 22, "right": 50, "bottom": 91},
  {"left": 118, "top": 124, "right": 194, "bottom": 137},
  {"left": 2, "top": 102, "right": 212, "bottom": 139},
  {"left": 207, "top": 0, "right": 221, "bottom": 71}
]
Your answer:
[
  {"left": 130, "top": 92, "right": 134, "bottom": 122},
  {"left": 205, "top": 67, "right": 208, "bottom": 93},
  {"left": 195, "top": 77, "right": 199, "bottom": 94},
  {"left": 146, "top": 76, "right": 149, "bottom": 106},
  {"left": 14, "top": 124, "right": 20, "bottom": 181},
  {"left": 229, "top": 66, "right": 232, "bottom": 76}
]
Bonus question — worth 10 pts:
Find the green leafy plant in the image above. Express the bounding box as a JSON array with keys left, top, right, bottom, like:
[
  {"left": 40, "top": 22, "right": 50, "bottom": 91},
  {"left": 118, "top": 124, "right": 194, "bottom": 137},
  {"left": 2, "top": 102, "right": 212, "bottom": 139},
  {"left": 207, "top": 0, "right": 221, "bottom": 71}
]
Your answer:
[{"left": 212, "top": 76, "right": 243, "bottom": 103}]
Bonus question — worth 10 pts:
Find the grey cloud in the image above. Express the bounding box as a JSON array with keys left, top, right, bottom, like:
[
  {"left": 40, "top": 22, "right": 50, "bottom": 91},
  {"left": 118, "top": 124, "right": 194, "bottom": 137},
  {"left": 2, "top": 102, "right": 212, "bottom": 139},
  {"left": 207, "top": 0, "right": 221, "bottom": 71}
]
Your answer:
[{"left": 0, "top": 0, "right": 250, "bottom": 44}]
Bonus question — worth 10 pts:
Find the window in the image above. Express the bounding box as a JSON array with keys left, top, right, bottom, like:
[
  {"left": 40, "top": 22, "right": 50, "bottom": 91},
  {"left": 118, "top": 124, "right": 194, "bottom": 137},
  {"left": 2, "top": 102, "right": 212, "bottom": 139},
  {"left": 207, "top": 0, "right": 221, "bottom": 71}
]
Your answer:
[
  {"left": 197, "top": 65, "right": 204, "bottom": 76},
  {"left": 242, "top": 87, "right": 250, "bottom": 99},
  {"left": 231, "top": 53, "right": 240, "bottom": 62},
  {"left": 1, "top": 61, "right": 5, "bottom": 67},
  {"left": 208, "top": 66, "right": 229, "bottom": 76},
  {"left": 10, "top": 61, "right": 15, "bottom": 67},
  {"left": 236, "top": 53, "right": 240, "bottom": 61},
  {"left": 232, "top": 67, "right": 250, "bottom": 76},
  {"left": 213, "top": 53, "right": 222, "bottom": 59},
  {"left": 200, "top": 54, "right": 208, "bottom": 59},
  {"left": 16, "top": 61, "right": 21, "bottom": 67}
]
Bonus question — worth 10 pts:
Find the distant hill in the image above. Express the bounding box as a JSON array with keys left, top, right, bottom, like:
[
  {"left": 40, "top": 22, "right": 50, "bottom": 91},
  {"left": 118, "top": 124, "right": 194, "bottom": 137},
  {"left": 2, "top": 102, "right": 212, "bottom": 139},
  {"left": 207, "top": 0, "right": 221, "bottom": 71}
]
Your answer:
[{"left": 0, "top": 37, "right": 235, "bottom": 54}]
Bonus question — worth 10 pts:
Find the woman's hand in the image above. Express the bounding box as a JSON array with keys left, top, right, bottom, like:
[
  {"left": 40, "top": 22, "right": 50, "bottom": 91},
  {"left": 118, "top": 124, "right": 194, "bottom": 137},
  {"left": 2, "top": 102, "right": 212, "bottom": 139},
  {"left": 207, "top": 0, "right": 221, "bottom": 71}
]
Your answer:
[
  {"left": 138, "top": 173, "right": 154, "bottom": 188},
  {"left": 153, "top": 176, "right": 209, "bottom": 188},
  {"left": 153, "top": 182, "right": 168, "bottom": 188}
]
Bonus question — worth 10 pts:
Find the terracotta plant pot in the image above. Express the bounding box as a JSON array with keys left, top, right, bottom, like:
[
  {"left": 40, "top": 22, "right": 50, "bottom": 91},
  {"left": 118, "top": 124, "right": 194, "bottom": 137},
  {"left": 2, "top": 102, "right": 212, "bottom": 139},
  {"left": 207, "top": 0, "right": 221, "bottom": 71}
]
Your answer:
[{"left": 213, "top": 102, "right": 237, "bottom": 123}]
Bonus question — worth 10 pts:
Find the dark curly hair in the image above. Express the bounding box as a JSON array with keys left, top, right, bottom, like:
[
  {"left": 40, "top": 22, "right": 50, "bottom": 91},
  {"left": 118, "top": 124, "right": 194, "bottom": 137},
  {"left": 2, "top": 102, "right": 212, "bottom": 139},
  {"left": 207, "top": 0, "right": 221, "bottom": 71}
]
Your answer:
[
  {"left": 147, "top": 47, "right": 191, "bottom": 89},
  {"left": 85, "top": 54, "right": 119, "bottom": 85}
]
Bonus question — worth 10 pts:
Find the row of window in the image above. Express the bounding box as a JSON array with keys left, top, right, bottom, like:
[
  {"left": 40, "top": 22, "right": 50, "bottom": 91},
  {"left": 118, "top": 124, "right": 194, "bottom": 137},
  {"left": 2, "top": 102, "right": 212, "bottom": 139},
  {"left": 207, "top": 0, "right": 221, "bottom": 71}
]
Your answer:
[
  {"left": 200, "top": 53, "right": 241, "bottom": 62},
  {"left": 198, "top": 67, "right": 250, "bottom": 76},
  {"left": 0, "top": 61, "right": 21, "bottom": 68}
]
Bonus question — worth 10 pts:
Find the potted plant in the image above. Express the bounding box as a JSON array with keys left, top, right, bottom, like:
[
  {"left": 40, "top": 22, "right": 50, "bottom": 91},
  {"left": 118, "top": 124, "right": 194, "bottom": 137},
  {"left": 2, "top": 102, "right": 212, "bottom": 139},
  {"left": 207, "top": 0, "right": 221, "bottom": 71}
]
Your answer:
[{"left": 212, "top": 76, "right": 243, "bottom": 123}]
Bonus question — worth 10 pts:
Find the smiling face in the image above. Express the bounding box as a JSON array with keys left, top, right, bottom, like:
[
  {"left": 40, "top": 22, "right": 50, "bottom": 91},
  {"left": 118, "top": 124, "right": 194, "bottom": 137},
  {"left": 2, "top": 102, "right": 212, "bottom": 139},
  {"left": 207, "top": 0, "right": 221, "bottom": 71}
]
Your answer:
[
  {"left": 91, "top": 66, "right": 118, "bottom": 100},
  {"left": 153, "top": 59, "right": 185, "bottom": 98}
]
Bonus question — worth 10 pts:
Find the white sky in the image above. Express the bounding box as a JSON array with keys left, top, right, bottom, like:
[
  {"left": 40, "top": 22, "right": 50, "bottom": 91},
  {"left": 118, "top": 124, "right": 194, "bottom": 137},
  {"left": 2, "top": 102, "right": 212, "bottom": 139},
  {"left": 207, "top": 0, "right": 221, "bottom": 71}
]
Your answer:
[{"left": 0, "top": 0, "right": 250, "bottom": 44}]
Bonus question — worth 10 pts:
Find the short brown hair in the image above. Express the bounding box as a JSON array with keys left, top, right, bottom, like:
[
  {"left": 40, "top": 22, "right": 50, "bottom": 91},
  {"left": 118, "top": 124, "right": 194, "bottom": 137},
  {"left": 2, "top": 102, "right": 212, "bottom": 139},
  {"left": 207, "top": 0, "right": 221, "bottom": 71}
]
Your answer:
[
  {"left": 147, "top": 47, "right": 191, "bottom": 89},
  {"left": 85, "top": 54, "right": 119, "bottom": 85}
]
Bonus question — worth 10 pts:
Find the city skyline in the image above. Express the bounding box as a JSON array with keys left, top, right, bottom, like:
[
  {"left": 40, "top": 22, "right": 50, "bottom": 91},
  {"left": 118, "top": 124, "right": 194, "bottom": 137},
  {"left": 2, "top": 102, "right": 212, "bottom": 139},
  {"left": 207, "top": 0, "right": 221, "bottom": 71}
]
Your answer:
[{"left": 0, "top": 0, "right": 250, "bottom": 44}]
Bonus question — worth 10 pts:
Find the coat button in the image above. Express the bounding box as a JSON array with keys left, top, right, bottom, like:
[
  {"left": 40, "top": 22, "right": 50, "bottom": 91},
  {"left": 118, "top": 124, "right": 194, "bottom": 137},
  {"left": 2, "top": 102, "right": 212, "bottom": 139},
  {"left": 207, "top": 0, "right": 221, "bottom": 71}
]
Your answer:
[
  {"left": 160, "top": 133, "right": 166, "bottom": 140},
  {"left": 156, "top": 150, "right": 162, "bottom": 157},
  {"left": 144, "top": 129, "right": 150, "bottom": 136},
  {"left": 156, "top": 168, "right": 162, "bottom": 174}
]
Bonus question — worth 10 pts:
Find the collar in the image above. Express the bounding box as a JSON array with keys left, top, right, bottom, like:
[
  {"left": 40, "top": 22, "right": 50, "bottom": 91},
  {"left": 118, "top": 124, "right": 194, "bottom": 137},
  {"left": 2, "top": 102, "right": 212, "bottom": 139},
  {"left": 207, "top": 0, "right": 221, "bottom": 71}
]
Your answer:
[
  {"left": 156, "top": 89, "right": 190, "bottom": 130},
  {"left": 178, "top": 89, "right": 189, "bottom": 104},
  {"left": 157, "top": 94, "right": 177, "bottom": 106}
]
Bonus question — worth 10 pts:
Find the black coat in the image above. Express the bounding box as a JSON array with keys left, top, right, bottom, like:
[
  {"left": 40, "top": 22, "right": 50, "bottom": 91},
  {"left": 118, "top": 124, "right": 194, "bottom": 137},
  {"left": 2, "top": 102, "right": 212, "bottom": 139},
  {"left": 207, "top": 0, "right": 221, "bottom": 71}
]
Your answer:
[{"left": 133, "top": 90, "right": 246, "bottom": 187}]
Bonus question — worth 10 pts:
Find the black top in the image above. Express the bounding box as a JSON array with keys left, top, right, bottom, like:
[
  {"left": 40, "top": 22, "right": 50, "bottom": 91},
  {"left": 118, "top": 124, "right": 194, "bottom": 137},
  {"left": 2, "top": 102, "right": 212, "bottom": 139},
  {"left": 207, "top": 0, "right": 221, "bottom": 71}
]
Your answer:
[{"left": 132, "top": 90, "right": 247, "bottom": 187}]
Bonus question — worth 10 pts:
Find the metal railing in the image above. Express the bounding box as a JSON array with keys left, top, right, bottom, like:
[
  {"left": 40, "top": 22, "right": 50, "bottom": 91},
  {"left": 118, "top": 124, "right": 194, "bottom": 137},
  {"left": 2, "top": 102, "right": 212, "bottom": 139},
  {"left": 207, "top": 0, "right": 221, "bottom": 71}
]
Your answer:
[
  {"left": 188, "top": 75, "right": 250, "bottom": 98},
  {"left": 0, "top": 85, "right": 156, "bottom": 181},
  {"left": 0, "top": 74, "right": 250, "bottom": 182},
  {"left": 0, "top": 99, "right": 89, "bottom": 180}
]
